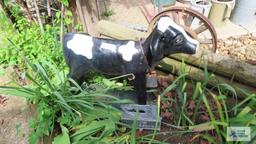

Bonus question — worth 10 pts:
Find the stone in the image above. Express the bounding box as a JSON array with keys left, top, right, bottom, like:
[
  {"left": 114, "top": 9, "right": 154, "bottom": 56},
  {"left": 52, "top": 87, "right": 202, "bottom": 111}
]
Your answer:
[
  {"left": 222, "top": 50, "right": 228, "bottom": 55},
  {"left": 118, "top": 104, "right": 161, "bottom": 130},
  {"left": 239, "top": 47, "right": 246, "bottom": 55},
  {"left": 146, "top": 74, "right": 158, "bottom": 88},
  {"left": 233, "top": 39, "right": 239, "bottom": 46},
  {"left": 251, "top": 31, "right": 256, "bottom": 37},
  {"left": 224, "top": 40, "right": 233, "bottom": 47},
  {"left": 218, "top": 34, "right": 256, "bottom": 64},
  {"left": 236, "top": 41, "right": 243, "bottom": 47}
]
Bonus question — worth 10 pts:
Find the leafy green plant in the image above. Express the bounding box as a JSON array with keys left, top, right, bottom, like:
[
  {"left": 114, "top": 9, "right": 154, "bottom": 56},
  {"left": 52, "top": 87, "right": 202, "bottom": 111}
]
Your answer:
[
  {"left": 53, "top": 125, "right": 70, "bottom": 144},
  {"left": 159, "top": 62, "right": 194, "bottom": 126},
  {"left": 0, "top": 60, "right": 131, "bottom": 144},
  {"left": 70, "top": 106, "right": 122, "bottom": 143},
  {"left": 194, "top": 87, "right": 256, "bottom": 143},
  {"left": 0, "top": 2, "right": 76, "bottom": 70},
  {"left": 101, "top": 9, "right": 115, "bottom": 18},
  {"left": 159, "top": 61, "right": 256, "bottom": 143},
  {"left": 0, "top": 8, "right": 14, "bottom": 46},
  {"left": 4, "top": 23, "right": 63, "bottom": 68}
]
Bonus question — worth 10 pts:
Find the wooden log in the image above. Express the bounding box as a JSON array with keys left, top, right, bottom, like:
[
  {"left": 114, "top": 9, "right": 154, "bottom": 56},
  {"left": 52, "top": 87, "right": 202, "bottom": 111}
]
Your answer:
[
  {"left": 169, "top": 48, "right": 256, "bottom": 88},
  {"left": 96, "top": 20, "right": 148, "bottom": 41},
  {"left": 79, "top": 0, "right": 100, "bottom": 36},
  {"left": 76, "top": 0, "right": 88, "bottom": 32},
  {"left": 46, "top": 0, "right": 51, "bottom": 17},
  {"left": 158, "top": 58, "right": 256, "bottom": 98}
]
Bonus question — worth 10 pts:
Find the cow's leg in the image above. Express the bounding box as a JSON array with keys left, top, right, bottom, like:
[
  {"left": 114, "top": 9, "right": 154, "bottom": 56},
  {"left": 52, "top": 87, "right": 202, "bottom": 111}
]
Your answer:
[
  {"left": 134, "top": 73, "right": 147, "bottom": 105},
  {"left": 68, "top": 65, "right": 88, "bottom": 85},
  {"left": 69, "top": 73, "right": 87, "bottom": 85}
]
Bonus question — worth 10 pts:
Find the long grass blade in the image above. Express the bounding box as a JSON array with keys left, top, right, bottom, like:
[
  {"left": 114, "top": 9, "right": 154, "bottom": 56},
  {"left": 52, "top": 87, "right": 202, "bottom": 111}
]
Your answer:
[
  {"left": 232, "top": 94, "right": 256, "bottom": 111},
  {"left": 160, "top": 73, "right": 187, "bottom": 97},
  {"left": 35, "top": 63, "right": 55, "bottom": 90},
  {"left": 202, "top": 93, "right": 222, "bottom": 138},
  {"left": 130, "top": 110, "right": 138, "bottom": 144}
]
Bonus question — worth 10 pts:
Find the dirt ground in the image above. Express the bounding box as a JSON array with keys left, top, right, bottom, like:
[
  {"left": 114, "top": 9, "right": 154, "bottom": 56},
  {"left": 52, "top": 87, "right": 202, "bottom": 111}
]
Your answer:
[
  {"left": 0, "top": 67, "right": 31, "bottom": 144},
  {"left": 0, "top": 97, "right": 30, "bottom": 144}
]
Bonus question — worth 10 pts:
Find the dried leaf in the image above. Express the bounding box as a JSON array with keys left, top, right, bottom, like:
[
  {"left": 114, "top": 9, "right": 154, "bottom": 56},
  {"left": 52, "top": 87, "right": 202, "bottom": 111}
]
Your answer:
[
  {"left": 135, "top": 130, "right": 143, "bottom": 138},
  {"left": 164, "top": 92, "right": 172, "bottom": 97},
  {"left": 162, "top": 81, "right": 169, "bottom": 88},
  {"left": 161, "top": 102, "right": 170, "bottom": 109},
  {"left": 187, "top": 111, "right": 193, "bottom": 116},
  {"left": 162, "top": 111, "right": 172, "bottom": 119},
  {"left": 187, "top": 100, "right": 195, "bottom": 110},
  {"left": 0, "top": 95, "right": 8, "bottom": 106},
  {"left": 200, "top": 114, "right": 210, "bottom": 121}
]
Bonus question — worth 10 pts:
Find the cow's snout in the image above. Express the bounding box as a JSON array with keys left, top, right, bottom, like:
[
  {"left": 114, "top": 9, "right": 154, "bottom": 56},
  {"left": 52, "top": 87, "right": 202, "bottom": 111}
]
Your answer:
[
  {"left": 191, "top": 41, "right": 198, "bottom": 54},
  {"left": 182, "top": 39, "right": 198, "bottom": 54}
]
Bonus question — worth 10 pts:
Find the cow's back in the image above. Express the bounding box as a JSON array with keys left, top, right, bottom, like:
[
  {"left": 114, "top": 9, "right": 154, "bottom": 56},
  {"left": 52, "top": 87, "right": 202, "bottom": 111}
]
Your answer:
[{"left": 63, "top": 33, "right": 148, "bottom": 76}]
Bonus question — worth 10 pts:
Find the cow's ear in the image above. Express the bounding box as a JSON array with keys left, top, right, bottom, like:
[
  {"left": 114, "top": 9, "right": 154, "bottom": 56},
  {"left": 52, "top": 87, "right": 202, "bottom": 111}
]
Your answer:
[{"left": 150, "top": 30, "right": 164, "bottom": 61}]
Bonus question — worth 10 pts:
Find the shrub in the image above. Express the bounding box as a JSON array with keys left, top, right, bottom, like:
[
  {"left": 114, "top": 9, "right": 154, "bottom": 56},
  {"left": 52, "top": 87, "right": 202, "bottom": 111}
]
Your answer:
[{"left": 0, "top": 60, "right": 131, "bottom": 143}]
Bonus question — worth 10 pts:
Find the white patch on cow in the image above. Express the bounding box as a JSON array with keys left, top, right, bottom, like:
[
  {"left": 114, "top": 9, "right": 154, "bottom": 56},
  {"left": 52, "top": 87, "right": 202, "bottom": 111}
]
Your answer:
[
  {"left": 100, "top": 43, "right": 117, "bottom": 52},
  {"left": 67, "top": 34, "right": 94, "bottom": 59},
  {"left": 118, "top": 41, "right": 138, "bottom": 61},
  {"left": 157, "top": 17, "right": 199, "bottom": 47},
  {"left": 157, "top": 17, "right": 172, "bottom": 33}
]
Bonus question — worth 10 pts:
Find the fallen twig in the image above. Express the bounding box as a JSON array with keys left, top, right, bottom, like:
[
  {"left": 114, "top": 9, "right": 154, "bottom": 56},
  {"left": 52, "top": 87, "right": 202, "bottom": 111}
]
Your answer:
[
  {"left": 46, "top": 0, "right": 51, "bottom": 17},
  {"left": 0, "top": 95, "right": 8, "bottom": 106},
  {"left": 60, "top": 3, "right": 64, "bottom": 43}
]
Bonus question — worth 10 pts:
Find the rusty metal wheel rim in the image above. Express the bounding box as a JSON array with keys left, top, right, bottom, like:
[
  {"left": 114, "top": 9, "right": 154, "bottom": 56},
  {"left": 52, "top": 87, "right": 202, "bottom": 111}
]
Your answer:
[{"left": 148, "top": 7, "right": 218, "bottom": 53}]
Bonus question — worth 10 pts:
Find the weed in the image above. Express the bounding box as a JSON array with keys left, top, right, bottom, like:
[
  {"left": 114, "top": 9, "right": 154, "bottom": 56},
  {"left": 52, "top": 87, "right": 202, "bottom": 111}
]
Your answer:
[
  {"left": 159, "top": 61, "right": 256, "bottom": 143},
  {"left": 0, "top": 2, "right": 75, "bottom": 71},
  {"left": 0, "top": 60, "right": 131, "bottom": 144},
  {"left": 101, "top": 9, "right": 115, "bottom": 18}
]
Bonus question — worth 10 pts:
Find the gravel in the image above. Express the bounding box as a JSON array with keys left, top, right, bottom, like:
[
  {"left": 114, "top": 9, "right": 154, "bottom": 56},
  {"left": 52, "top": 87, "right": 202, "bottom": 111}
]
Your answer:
[{"left": 217, "top": 34, "right": 256, "bottom": 65}]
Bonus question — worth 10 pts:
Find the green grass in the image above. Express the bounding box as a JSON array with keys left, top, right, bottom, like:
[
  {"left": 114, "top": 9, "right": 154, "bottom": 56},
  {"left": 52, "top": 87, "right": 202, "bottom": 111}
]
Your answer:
[
  {"left": 0, "top": 60, "right": 132, "bottom": 144},
  {"left": 158, "top": 61, "right": 256, "bottom": 143},
  {"left": 101, "top": 9, "right": 115, "bottom": 18},
  {"left": 0, "top": 9, "right": 14, "bottom": 54}
]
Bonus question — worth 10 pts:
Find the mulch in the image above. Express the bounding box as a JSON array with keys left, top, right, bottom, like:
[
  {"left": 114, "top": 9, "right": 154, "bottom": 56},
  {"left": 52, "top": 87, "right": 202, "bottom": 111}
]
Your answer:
[{"left": 0, "top": 95, "right": 8, "bottom": 106}]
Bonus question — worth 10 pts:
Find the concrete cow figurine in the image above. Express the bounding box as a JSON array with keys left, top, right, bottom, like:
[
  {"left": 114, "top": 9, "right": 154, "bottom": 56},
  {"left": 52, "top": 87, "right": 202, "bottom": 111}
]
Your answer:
[{"left": 63, "top": 17, "right": 199, "bottom": 105}]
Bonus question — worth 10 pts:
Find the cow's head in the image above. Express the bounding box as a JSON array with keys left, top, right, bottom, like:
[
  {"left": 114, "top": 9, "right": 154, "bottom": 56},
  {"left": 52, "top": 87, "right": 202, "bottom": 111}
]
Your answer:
[{"left": 149, "top": 16, "right": 199, "bottom": 61}]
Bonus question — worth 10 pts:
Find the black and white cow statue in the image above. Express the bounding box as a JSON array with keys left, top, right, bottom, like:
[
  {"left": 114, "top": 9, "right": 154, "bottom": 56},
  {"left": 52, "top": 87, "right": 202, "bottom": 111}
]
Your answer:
[{"left": 63, "top": 17, "right": 199, "bottom": 105}]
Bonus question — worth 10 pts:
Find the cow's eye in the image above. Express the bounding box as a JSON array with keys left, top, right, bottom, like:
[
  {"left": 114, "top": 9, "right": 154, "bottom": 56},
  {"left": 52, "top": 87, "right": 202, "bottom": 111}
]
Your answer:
[
  {"left": 161, "top": 36, "right": 166, "bottom": 41},
  {"left": 175, "top": 35, "right": 184, "bottom": 44}
]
